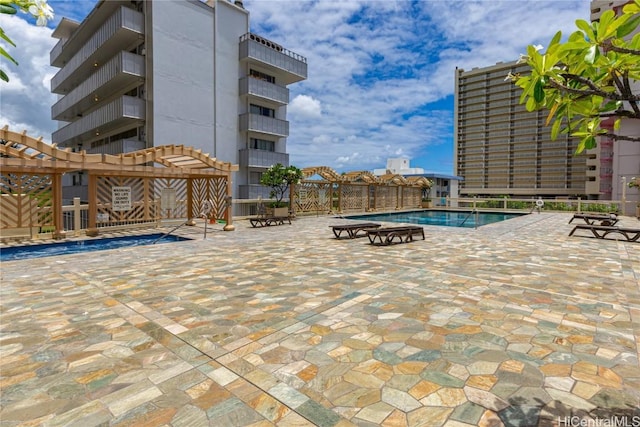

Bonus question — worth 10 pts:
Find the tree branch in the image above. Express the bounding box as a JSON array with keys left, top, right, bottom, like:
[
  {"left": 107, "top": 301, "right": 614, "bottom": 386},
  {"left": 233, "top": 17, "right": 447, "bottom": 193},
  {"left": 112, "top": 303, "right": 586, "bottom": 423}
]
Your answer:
[
  {"left": 548, "top": 77, "right": 640, "bottom": 102},
  {"left": 601, "top": 132, "right": 640, "bottom": 142}
]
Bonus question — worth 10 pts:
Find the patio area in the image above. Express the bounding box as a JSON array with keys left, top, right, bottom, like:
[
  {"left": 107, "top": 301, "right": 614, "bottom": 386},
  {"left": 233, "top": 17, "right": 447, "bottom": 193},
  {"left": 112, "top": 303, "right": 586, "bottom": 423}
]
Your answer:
[{"left": 1, "top": 212, "right": 639, "bottom": 426}]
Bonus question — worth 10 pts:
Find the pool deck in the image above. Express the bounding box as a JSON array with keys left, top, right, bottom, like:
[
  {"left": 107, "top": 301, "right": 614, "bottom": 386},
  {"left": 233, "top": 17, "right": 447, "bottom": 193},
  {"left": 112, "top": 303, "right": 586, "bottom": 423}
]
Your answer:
[{"left": 1, "top": 212, "right": 639, "bottom": 426}]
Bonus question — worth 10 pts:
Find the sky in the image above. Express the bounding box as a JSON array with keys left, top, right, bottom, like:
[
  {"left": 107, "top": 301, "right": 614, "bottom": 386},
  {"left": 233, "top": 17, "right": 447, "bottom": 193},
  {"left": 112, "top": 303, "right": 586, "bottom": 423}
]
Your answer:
[{"left": 0, "top": 0, "right": 591, "bottom": 175}]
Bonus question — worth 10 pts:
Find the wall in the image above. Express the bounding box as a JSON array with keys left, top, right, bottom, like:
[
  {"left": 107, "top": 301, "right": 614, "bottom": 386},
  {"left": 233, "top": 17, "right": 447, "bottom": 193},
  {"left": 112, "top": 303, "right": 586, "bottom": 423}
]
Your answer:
[{"left": 149, "top": 1, "right": 215, "bottom": 153}]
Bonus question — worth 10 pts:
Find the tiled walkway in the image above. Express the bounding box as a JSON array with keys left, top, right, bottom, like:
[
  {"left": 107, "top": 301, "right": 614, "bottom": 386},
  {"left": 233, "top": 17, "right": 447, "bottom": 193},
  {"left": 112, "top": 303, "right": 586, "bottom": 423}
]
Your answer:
[{"left": 1, "top": 213, "right": 639, "bottom": 426}]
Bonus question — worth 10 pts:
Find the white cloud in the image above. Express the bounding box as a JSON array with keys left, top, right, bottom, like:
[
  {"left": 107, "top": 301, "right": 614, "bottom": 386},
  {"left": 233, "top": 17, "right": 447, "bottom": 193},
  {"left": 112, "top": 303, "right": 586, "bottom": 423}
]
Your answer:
[
  {"left": 0, "top": 14, "right": 57, "bottom": 140},
  {"left": 289, "top": 94, "right": 322, "bottom": 118}
]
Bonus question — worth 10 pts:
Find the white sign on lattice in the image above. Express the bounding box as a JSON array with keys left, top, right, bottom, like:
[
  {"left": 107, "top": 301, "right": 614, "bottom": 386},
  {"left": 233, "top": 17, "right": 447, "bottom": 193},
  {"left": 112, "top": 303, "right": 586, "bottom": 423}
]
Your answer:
[{"left": 112, "top": 186, "right": 131, "bottom": 211}]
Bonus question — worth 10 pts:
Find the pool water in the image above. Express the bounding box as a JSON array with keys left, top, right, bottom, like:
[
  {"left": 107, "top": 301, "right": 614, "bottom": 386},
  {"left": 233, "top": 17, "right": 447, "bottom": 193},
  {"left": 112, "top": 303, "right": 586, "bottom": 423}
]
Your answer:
[
  {"left": 346, "top": 210, "right": 525, "bottom": 228},
  {"left": 0, "top": 233, "right": 192, "bottom": 261}
]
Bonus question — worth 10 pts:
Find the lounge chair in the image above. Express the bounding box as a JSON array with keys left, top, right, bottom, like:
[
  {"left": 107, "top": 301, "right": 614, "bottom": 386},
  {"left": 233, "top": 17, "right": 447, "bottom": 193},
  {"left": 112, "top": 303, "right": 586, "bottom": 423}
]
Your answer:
[
  {"left": 569, "top": 212, "right": 619, "bottom": 226},
  {"left": 249, "top": 200, "right": 291, "bottom": 228},
  {"left": 366, "top": 226, "right": 425, "bottom": 246},
  {"left": 330, "top": 223, "right": 381, "bottom": 239},
  {"left": 569, "top": 224, "right": 639, "bottom": 243}
]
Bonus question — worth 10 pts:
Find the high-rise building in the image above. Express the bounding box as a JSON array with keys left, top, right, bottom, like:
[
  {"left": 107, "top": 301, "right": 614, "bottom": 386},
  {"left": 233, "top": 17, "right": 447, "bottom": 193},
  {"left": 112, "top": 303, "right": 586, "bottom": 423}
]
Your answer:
[
  {"left": 49, "top": 0, "right": 307, "bottom": 202},
  {"left": 454, "top": 61, "right": 591, "bottom": 198}
]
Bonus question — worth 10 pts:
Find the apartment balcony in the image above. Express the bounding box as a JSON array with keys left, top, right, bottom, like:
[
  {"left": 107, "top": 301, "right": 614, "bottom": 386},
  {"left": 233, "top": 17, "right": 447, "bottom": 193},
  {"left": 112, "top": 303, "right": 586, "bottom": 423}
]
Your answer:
[
  {"left": 239, "top": 114, "right": 289, "bottom": 137},
  {"left": 52, "top": 52, "right": 144, "bottom": 121},
  {"left": 239, "top": 33, "right": 307, "bottom": 85},
  {"left": 85, "top": 138, "right": 145, "bottom": 155},
  {"left": 51, "top": 6, "right": 144, "bottom": 94},
  {"left": 52, "top": 96, "right": 145, "bottom": 146},
  {"left": 239, "top": 185, "right": 273, "bottom": 200},
  {"left": 239, "top": 149, "right": 289, "bottom": 168},
  {"left": 239, "top": 77, "right": 289, "bottom": 105}
]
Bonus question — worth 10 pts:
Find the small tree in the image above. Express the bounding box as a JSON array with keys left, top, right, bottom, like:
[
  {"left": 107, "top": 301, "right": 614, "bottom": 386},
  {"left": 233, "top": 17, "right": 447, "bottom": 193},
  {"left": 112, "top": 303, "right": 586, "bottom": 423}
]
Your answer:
[
  {"left": 509, "top": 0, "right": 640, "bottom": 153},
  {"left": 260, "top": 163, "right": 303, "bottom": 207}
]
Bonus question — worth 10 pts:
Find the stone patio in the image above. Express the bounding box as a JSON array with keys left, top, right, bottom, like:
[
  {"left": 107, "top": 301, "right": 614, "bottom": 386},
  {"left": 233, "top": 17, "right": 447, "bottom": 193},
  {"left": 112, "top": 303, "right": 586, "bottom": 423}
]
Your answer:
[{"left": 1, "top": 212, "right": 639, "bottom": 426}]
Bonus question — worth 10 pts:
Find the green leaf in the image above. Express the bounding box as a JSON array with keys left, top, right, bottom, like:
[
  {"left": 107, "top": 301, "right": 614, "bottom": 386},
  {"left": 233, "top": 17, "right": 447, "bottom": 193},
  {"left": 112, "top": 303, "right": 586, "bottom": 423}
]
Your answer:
[
  {"left": 584, "top": 136, "right": 597, "bottom": 150},
  {"left": 550, "top": 117, "right": 562, "bottom": 140},
  {"left": 0, "top": 4, "right": 17, "bottom": 15},
  {"left": 533, "top": 80, "right": 545, "bottom": 102},
  {"left": 0, "top": 46, "right": 18, "bottom": 66},
  {"left": 614, "top": 118, "right": 621, "bottom": 130},
  {"left": 576, "top": 19, "right": 596, "bottom": 41},
  {"left": 616, "top": 14, "right": 640, "bottom": 37},
  {"left": 0, "top": 28, "right": 16, "bottom": 47},
  {"left": 525, "top": 97, "right": 537, "bottom": 112},
  {"left": 0, "top": 69, "right": 8, "bottom": 82}
]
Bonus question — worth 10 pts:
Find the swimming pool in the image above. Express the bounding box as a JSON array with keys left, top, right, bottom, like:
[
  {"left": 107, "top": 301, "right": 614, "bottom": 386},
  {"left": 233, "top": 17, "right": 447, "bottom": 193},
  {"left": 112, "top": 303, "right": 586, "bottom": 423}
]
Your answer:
[
  {"left": 0, "top": 233, "right": 192, "bottom": 261},
  {"left": 346, "top": 210, "right": 525, "bottom": 228}
]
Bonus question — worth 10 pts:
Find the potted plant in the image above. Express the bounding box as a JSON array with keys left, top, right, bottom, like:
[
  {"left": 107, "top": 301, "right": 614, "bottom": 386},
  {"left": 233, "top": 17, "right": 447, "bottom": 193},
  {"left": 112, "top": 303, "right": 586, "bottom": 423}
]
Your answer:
[{"left": 260, "top": 163, "right": 304, "bottom": 217}]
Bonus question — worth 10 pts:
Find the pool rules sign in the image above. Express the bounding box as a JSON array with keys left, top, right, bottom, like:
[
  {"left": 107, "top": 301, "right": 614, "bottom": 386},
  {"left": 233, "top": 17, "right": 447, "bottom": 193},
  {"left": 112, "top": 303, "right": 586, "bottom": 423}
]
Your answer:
[{"left": 112, "top": 186, "right": 132, "bottom": 211}]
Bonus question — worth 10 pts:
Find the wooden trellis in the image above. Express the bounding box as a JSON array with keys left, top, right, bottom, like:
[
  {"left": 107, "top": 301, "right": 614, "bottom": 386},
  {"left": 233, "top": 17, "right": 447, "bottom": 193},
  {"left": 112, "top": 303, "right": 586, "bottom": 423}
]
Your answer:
[
  {"left": 0, "top": 126, "right": 238, "bottom": 239},
  {"left": 297, "top": 166, "right": 432, "bottom": 214}
]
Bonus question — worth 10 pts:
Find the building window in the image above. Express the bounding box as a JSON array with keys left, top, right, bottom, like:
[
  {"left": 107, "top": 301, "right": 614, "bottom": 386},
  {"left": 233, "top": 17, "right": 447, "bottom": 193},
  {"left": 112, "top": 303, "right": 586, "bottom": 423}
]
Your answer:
[
  {"left": 250, "top": 104, "right": 275, "bottom": 118},
  {"left": 250, "top": 171, "right": 262, "bottom": 185},
  {"left": 250, "top": 138, "right": 275, "bottom": 151},
  {"left": 250, "top": 69, "right": 275, "bottom": 84}
]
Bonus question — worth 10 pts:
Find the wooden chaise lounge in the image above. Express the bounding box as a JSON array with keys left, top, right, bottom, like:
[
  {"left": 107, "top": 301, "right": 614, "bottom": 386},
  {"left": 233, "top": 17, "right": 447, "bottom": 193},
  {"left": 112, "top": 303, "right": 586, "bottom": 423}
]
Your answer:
[
  {"left": 569, "top": 224, "right": 639, "bottom": 243},
  {"left": 250, "top": 215, "right": 291, "bottom": 228},
  {"left": 331, "top": 223, "right": 381, "bottom": 239},
  {"left": 366, "top": 226, "right": 425, "bottom": 246},
  {"left": 569, "top": 212, "right": 619, "bottom": 226}
]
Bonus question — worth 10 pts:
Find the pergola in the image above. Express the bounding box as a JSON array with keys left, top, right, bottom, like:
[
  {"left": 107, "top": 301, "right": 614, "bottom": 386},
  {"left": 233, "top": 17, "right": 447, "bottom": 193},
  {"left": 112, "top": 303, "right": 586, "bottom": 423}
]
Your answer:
[
  {"left": 0, "top": 126, "right": 238, "bottom": 239},
  {"left": 296, "top": 166, "right": 432, "bottom": 214}
]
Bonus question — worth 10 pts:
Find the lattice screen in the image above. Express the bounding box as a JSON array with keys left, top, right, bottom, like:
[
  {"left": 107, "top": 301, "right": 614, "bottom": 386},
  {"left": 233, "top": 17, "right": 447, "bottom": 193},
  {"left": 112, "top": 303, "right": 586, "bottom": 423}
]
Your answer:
[
  {"left": 294, "top": 182, "right": 333, "bottom": 214},
  {"left": 96, "top": 176, "right": 157, "bottom": 227},
  {"left": 191, "top": 177, "right": 228, "bottom": 219},
  {"left": 153, "top": 178, "right": 187, "bottom": 219},
  {"left": 96, "top": 176, "right": 228, "bottom": 225},
  {"left": 0, "top": 173, "right": 53, "bottom": 229},
  {"left": 340, "top": 184, "right": 368, "bottom": 212},
  {"left": 374, "top": 186, "right": 398, "bottom": 210},
  {"left": 403, "top": 188, "right": 422, "bottom": 208}
]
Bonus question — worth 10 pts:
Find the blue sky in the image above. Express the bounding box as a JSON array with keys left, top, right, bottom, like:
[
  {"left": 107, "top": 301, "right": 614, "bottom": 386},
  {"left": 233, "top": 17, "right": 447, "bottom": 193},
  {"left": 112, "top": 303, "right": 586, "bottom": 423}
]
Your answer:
[{"left": 0, "top": 0, "right": 591, "bottom": 175}]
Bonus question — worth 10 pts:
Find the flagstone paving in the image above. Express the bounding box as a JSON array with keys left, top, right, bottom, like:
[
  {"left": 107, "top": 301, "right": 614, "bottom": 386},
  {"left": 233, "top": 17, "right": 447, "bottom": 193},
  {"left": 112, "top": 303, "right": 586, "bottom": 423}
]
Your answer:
[{"left": 1, "top": 212, "right": 639, "bottom": 426}]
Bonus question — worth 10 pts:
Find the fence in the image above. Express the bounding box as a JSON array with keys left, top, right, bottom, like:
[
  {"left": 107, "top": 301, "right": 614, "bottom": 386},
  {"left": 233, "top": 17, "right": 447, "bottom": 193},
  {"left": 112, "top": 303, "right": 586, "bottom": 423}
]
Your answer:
[{"left": 3, "top": 196, "right": 633, "bottom": 241}]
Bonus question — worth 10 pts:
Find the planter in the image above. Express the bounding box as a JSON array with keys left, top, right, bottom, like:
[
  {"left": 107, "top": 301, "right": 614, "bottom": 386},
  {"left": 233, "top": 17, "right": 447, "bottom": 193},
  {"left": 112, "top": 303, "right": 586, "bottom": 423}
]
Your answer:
[
  {"left": 421, "top": 201, "right": 431, "bottom": 208},
  {"left": 267, "top": 206, "right": 289, "bottom": 217}
]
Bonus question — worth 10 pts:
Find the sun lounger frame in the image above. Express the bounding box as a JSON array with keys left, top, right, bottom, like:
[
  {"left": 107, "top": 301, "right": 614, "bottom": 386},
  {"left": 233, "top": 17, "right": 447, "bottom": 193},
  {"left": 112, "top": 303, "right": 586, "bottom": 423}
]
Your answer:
[
  {"left": 331, "top": 223, "right": 381, "bottom": 239},
  {"left": 249, "top": 216, "right": 291, "bottom": 228},
  {"left": 568, "top": 224, "right": 639, "bottom": 243},
  {"left": 568, "top": 213, "right": 619, "bottom": 226},
  {"left": 366, "top": 226, "right": 425, "bottom": 246}
]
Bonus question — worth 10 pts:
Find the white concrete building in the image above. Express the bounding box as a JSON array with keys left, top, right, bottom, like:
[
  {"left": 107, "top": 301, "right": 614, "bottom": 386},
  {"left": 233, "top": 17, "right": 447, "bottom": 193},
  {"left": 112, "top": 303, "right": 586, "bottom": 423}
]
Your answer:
[{"left": 50, "top": 0, "right": 307, "bottom": 203}]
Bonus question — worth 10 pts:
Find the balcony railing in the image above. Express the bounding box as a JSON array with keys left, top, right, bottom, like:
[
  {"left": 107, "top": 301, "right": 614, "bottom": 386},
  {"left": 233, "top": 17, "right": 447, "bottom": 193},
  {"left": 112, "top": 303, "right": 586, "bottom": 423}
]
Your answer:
[
  {"left": 239, "top": 149, "right": 288, "bottom": 168},
  {"left": 239, "top": 114, "right": 289, "bottom": 137},
  {"left": 52, "top": 51, "right": 145, "bottom": 121},
  {"left": 239, "top": 77, "right": 289, "bottom": 105},
  {"left": 51, "top": 6, "right": 144, "bottom": 94},
  {"left": 239, "top": 33, "right": 307, "bottom": 85},
  {"left": 52, "top": 96, "right": 145, "bottom": 145},
  {"left": 86, "top": 138, "right": 145, "bottom": 155}
]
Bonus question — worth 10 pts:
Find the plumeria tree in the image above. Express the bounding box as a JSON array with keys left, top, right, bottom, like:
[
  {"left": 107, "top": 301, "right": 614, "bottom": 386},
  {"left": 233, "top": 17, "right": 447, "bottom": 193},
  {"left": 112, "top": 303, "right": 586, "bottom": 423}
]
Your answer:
[
  {"left": 260, "top": 163, "right": 303, "bottom": 207},
  {"left": 509, "top": 0, "right": 640, "bottom": 153},
  {"left": 1, "top": 0, "right": 54, "bottom": 82}
]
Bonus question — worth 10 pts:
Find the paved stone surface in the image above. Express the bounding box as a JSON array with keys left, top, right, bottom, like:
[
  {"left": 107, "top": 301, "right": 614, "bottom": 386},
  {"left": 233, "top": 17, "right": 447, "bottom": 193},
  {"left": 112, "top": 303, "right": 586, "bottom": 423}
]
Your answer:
[{"left": 1, "top": 212, "right": 639, "bottom": 426}]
